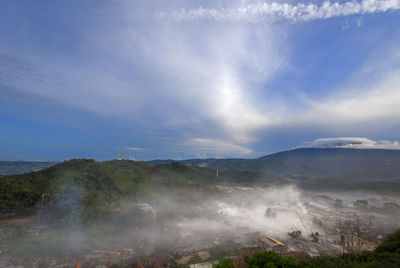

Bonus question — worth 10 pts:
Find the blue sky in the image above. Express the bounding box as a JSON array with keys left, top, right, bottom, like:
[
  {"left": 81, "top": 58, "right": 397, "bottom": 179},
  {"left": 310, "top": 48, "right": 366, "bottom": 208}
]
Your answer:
[{"left": 1, "top": 0, "right": 400, "bottom": 160}]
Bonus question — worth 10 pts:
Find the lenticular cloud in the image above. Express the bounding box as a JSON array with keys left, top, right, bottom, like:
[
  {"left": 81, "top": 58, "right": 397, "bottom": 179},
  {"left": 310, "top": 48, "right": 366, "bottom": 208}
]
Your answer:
[{"left": 298, "top": 137, "right": 400, "bottom": 150}]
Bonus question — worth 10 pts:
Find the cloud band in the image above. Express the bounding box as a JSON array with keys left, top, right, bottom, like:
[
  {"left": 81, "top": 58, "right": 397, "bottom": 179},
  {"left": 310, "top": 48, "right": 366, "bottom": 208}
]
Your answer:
[{"left": 158, "top": 0, "right": 400, "bottom": 22}]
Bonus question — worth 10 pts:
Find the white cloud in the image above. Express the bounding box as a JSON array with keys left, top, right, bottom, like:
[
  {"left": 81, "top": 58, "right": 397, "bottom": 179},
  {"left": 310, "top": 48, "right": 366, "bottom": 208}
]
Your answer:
[
  {"left": 124, "top": 20, "right": 287, "bottom": 150},
  {"left": 355, "top": 16, "right": 363, "bottom": 26},
  {"left": 159, "top": 0, "right": 400, "bottom": 22},
  {"left": 307, "top": 77, "right": 400, "bottom": 123},
  {"left": 299, "top": 137, "right": 400, "bottom": 149},
  {"left": 301, "top": 49, "right": 400, "bottom": 128}
]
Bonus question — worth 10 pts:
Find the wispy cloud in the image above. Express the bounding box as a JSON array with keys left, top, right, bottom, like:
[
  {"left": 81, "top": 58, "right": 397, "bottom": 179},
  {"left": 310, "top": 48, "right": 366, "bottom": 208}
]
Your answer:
[
  {"left": 301, "top": 48, "right": 400, "bottom": 129},
  {"left": 158, "top": 0, "right": 400, "bottom": 22},
  {"left": 184, "top": 138, "right": 253, "bottom": 157},
  {"left": 298, "top": 137, "right": 400, "bottom": 150},
  {"left": 124, "top": 147, "right": 148, "bottom": 152}
]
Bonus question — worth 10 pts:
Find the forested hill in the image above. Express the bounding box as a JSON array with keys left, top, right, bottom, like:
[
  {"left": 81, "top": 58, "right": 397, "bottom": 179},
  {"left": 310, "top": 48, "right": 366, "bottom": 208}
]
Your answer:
[
  {"left": 0, "top": 159, "right": 285, "bottom": 219},
  {"left": 2, "top": 158, "right": 400, "bottom": 221},
  {"left": 159, "top": 148, "right": 400, "bottom": 181}
]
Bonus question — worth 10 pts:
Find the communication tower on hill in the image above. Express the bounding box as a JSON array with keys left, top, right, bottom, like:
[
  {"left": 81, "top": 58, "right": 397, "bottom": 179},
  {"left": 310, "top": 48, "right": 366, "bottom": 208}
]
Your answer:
[
  {"left": 118, "top": 149, "right": 123, "bottom": 160},
  {"left": 118, "top": 149, "right": 138, "bottom": 161}
]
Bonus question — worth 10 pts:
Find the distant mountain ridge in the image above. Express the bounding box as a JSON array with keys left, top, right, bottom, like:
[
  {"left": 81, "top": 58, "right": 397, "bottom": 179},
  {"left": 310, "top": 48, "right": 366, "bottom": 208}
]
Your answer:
[
  {"left": 148, "top": 148, "right": 400, "bottom": 181},
  {"left": 4, "top": 148, "right": 400, "bottom": 180},
  {"left": 0, "top": 161, "right": 57, "bottom": 175}
]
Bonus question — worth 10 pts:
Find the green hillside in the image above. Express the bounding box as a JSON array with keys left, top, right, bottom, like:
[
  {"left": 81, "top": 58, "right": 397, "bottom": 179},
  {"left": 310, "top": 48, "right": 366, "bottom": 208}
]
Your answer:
[
  {"left": 0, "top": 159, "right": 286, "bottom": 221},
  {"left": 0, "top": 159, "right": 141, "bottom": 220}
]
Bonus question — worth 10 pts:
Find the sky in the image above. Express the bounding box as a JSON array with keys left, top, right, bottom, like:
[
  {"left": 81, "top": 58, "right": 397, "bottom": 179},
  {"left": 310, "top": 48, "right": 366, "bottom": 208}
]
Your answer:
[{"left": 1, "top": 0, "right": 400, "bottom": 161}]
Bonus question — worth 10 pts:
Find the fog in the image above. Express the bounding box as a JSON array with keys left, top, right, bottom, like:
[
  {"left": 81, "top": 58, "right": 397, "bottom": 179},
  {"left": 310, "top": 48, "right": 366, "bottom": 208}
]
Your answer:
[
  {"left": 2, "top": 184, "right": 400, "bottom": 262},
  {"left": 79, "top": 185, "right": 399, "bottom": 252}
]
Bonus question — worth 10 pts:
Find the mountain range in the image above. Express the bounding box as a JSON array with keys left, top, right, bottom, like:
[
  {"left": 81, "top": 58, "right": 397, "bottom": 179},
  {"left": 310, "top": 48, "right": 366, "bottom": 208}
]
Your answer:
[
  {"left": 3, "top": 148, "right": 400, "bottom": 181},
  {"left": 149, "top": 148, "right": 400, "bottom": 181},
  {"left": 0, "top": 161, "right": 57, "bottom": 175},
  {"left": 3, "top": 150, "right": 400, "bottom": 220}
]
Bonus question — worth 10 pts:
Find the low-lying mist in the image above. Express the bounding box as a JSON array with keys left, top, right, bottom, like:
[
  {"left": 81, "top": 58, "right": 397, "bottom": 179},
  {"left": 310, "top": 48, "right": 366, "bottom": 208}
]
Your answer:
[{"left": 3, "top": 183, "right": 399, "bottom": 260}]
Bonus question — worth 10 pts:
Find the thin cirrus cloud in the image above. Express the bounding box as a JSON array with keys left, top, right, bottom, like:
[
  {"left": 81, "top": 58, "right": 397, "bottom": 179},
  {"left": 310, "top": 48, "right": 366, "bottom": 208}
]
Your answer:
[
  {"left": 301, "top": 47, "right": 400, "bottom": 129},
  {"left": 184, "top": 138, "right": 254, "bottom": 157},
  {"left": 158, "top": 0, "right": 400, "bottom": 22},
  {"left": 302, "top": 72, "right": 400, "bottom": 128},
  {"left": 126, "top": 20, "right": 286, "bottom": 147}
]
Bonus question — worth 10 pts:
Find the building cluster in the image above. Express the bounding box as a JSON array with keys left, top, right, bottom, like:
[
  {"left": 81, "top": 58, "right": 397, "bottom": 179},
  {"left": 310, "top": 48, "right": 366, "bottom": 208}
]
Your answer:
[
  {"left": 1, "top": 194, "right": 399, "bottom": 268},
  {"left": 0, "top": 248, "right": 138, "bottom": 268},
  {"left": 0, "top": 230, "right": 326, "bottom": 268},
  {"left": 0, "top": 220, "right": 392, "bottom": 268}
]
